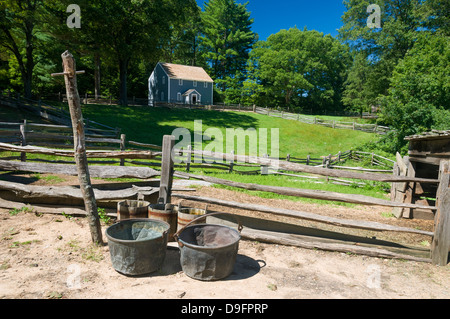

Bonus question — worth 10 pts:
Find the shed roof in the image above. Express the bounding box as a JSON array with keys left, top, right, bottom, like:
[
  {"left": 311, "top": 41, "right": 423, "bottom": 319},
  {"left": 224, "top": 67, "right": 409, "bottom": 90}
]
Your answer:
[
  {"left": 405, "top": 130, "right": 450, "bottom": 141},
  {"left": 159, "top": 62, "right": 214, "bottom": 83}
]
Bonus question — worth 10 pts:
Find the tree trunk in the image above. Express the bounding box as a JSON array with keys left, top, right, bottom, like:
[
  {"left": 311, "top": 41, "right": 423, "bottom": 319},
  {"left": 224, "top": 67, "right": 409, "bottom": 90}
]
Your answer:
[
  {"left": 119, "top": 58, "right": 129, "bottom": 106},
  {"left": 61, "top": 50, "right": 103, "bottom": 245},
  {"left": 94, "top": 53, "right": 101, "bottom": 100}
]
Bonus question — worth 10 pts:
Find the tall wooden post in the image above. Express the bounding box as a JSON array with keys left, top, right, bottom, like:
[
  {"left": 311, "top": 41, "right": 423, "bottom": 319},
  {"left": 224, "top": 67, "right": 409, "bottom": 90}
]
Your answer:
[
  {"left": 20, "top": 120, "right": 27, "bottom": 162},
  {"left": 158, "top": 135, "right": 175, "bottom": 204},
  {"left": 120, "top": 134, "right": 126, "bottom": 166},
  {"left": 56, "top": 51, "right": 103, "bottom": 245},
  {"left": 431, "top": 160, "right": 450, "bottom": 266}
]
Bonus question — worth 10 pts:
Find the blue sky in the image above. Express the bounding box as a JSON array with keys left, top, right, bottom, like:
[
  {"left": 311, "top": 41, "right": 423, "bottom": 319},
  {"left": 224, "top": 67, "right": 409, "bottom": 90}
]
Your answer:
[{"left": 196, "top": 0, "right": 347, "bottom": 41}]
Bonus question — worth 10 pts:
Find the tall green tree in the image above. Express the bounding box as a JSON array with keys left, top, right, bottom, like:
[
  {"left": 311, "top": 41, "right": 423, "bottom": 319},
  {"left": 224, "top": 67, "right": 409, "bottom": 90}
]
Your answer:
[
  {"left": 377, "top": 33, "right": 450, "bottom": 153},
  {"left": 338, "top": 0, "right": 428, "bottom": 109},
  {"left": 55, "top": 0, "right": 196, "bottom": 106},
  {"left": 0, "top": 0, "right": 44, "bottom": 98},
  {"left": 249, "top": 28, "right": 350, "bottom": 112},
  {"left": 199, "top": 0, "right": 257, "bottom": 94},
  {"left": 161, "top": 3, "right": 202, "bottom": 66}
]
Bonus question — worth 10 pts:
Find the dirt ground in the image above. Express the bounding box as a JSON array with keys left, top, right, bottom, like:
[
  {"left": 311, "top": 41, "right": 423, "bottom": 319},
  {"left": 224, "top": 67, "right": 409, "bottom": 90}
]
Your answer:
[{"left": 0, "top": 175, "right": 449, "bottom": 299}]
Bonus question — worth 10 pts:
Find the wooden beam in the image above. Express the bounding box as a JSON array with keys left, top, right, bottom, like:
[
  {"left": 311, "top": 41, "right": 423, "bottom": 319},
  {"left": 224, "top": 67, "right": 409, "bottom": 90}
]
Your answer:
[
  {"left": 0, "top": 159, "right": 160, "bottom": 179},
  {"left": 175, "top": 171, "right": 436, "bottom": 210},
  {"left": 158, "top": 135, "right": 175, "bottom": 204},
  {"left": 241, "top": 227, "right": 431, "bottom": 263},
  {"left": 0, "top": 198, "right": 117, "bottom": 217},
  {"left": 0, "top": 179, "right": 156, "bottom": 200},
  {"left": 179, "top": 149, "right": 438, "bottom": 184},
  {"left": 431, "top": 160, "right": 450, "bottom": 265},
  {"left": 0, "top": 142, "right": 161, "bottom": 159},
  {"left": 172, "top": 193, "right": 434, "bottom": 236}
]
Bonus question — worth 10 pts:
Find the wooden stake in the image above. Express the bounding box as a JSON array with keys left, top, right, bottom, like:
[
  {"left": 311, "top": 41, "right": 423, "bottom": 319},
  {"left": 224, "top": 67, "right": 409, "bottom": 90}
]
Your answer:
[
  {"left": 59, "top": 51, "right": 103, "bottom": 245},
  {"left": 431, "top": 160, "right": 450, "bottom": 265},
  {"left": 158, "top": 135, "right": 175, "bottom": 204}
]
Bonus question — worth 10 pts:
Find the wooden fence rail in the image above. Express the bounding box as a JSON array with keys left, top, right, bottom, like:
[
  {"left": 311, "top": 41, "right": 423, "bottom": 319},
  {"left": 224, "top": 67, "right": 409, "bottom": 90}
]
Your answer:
[
  {"left": 0, "top": 91, "right": 120, "bottom": 136},
  {"left": 166, "top": 148, "right": 447, "bottom": 265},
  {"left": 254, "top": 107, "right": 390, "bottom": 135},
  {"left": 35, "top": 91, "right": 389, "bottom": 135},
  {"left": 0, "top": 133, "right": 447, "bottom": 264}
]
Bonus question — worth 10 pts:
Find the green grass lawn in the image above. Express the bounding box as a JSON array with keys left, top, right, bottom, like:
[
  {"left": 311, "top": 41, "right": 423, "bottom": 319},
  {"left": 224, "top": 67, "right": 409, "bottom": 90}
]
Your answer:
[
  {"left": 1, "top": 103, "right": 389, "bottom": 206},
  {"left": 77, "top": 104, "right": 377, "bottom": 158}
]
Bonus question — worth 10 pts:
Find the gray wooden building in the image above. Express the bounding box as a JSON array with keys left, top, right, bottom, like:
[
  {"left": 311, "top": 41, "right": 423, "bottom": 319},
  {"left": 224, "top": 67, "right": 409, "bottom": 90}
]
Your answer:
[
  {"left": 148, "top": 62, "right": 214, "bottom": 106},
  {"left": 392, "top": 130, "right": 450, "bottom": 219}
]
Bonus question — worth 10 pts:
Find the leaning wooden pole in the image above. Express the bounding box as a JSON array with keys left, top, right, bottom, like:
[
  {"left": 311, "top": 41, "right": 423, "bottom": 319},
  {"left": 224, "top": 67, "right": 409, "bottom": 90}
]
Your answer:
[{"left": 59, "top": 51, "right": 103, "bottom": 244}]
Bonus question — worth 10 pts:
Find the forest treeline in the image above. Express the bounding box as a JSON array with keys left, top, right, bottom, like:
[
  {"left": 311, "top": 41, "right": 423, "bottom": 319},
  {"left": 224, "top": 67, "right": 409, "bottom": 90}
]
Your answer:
[{"left": 0, "top": 0, "right": 449, "bottom": 152}]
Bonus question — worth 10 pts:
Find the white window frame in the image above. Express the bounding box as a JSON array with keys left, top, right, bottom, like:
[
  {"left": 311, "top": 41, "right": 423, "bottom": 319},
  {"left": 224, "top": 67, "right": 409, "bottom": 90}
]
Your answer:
[
  {"left": 179, "top": 79, "right": 183, "bottom": 86},
  {"left": 177, "top": 92, "right": 181, "bottom": 101},
  {"left": 193, "top": 80, "right": 197, "bottom": 87},
  {"left": 162, "top": 76, "right": 165, "bottom": 85},
  {"left": 204, "top": 82, "right": 208, "bottom": 88}
]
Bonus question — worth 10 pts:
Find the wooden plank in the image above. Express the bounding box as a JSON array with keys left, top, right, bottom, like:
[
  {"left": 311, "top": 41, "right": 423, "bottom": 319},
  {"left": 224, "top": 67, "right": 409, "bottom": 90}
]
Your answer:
[
  {"left": 172, "top": 193, "right": 434, "bottom": 236},
  {"left": 0, "top": 179, "right": 156, "bottom": 200},
  {"left": 181, "top": 149, "right": 438, "bottom": 184},
  {"left": 431, "top": 160, "right": 450, "bottom": 265},
  {"left": 0, "top": 160, "right": 160, "bottom": 179},
  {"left": 0, "top": 142, "right": 161, "bottom": 159},
  {"left": 206, "top": 215, "right": 430, "bottom": 263},
  {"left": 175, "top": 171, "right": 436, "bottom": 210},
  {"left": 392, "top": 155, "right": 409, "bottom": 218},
  {"left": 158, "top": 135, "right": 175, "bottom": 204},
  {"left": 128, "top": 140, "right": 162, "bottom": 150}
]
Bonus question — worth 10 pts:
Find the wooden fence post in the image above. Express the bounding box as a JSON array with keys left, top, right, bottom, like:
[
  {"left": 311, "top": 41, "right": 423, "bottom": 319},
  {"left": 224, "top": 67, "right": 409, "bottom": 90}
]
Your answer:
[
  {"left": 158, "top": 135, "right": 175, "bottom": 204},
  {"left": 261, "top": 154, "right": 269, "bottom": 175},
  {"left": 56, "top": 50, "right": 103, "bottom": 245},
  {"left": 186, "top": 144, "right": 191, "bottom": 172},
  {"left": 120, "top": 134, "right": 126, "bottom": 166},
  {"left": 431, "top": 160, "right": 450, "bottom": 266},
  {"left": 229, "top": 150, "right": 234, "bottom": 173},
  {"left": 20, "top": 120, "right": 27, "bottom": 162}
]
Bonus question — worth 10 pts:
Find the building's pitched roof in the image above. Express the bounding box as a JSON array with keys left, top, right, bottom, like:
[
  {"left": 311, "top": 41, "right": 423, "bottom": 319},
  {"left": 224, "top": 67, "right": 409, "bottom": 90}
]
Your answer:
[
  {"left": 159, "top": 62, "right": 214, "bottom": 83},
  {"left": 182, "top": 89, "right": 201, "bottom": 96},
  {"left": 405, "top": 130, "right": 450, "bottom": 141}
]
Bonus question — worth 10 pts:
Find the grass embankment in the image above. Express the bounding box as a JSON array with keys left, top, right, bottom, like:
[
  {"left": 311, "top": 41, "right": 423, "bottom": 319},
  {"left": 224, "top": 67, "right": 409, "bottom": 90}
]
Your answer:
[{"left": 80, "top": 104, "right": 388, "bottom": 206}]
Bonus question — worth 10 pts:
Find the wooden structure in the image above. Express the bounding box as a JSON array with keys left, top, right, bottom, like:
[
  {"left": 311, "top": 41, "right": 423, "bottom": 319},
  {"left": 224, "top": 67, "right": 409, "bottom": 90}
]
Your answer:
[{"left": 392, "top": 130, "right": 450, "bottom": 220}]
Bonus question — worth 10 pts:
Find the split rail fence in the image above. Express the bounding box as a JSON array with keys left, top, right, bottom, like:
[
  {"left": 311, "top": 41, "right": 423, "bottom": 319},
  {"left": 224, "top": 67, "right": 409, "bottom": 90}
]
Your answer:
[
  {"left": 36, "top": 92, "right": 390, "bottom": 135},
  {"left": 0, "top": 133, "right": 447, "bottom": 265}
]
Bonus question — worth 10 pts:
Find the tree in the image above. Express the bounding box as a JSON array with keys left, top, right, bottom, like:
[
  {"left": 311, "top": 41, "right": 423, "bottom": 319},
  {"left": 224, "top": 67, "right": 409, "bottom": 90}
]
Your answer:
[
  {"left": 338, "top": 0, "right": 427, "bottom": 109},
  {"left": 161, "top": 4, "right": 202, "bottom": 66},
  {"left": 377, "top": 33, "right": 450, "bottom": 153},
  {"left": 0, "top": 0, "right": 44, "bottom": 98},
  {"left": 62, "top": 0, "right": 196, "bottom": 106},
  {"left": 199, "top": 0, "right": 257, "bottom": 93},
  {"left": 249, "top": 28, "right": 350, "bottom": 112}
]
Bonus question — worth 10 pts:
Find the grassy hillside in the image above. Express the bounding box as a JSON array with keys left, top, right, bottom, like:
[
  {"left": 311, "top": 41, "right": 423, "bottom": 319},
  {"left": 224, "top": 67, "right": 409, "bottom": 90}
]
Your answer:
[
  {"left": 79, "top": 105, "right": 377, "bottom": 158},
  {"left": 0, "top": 103, "right": 389, "bottom": 206}
]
